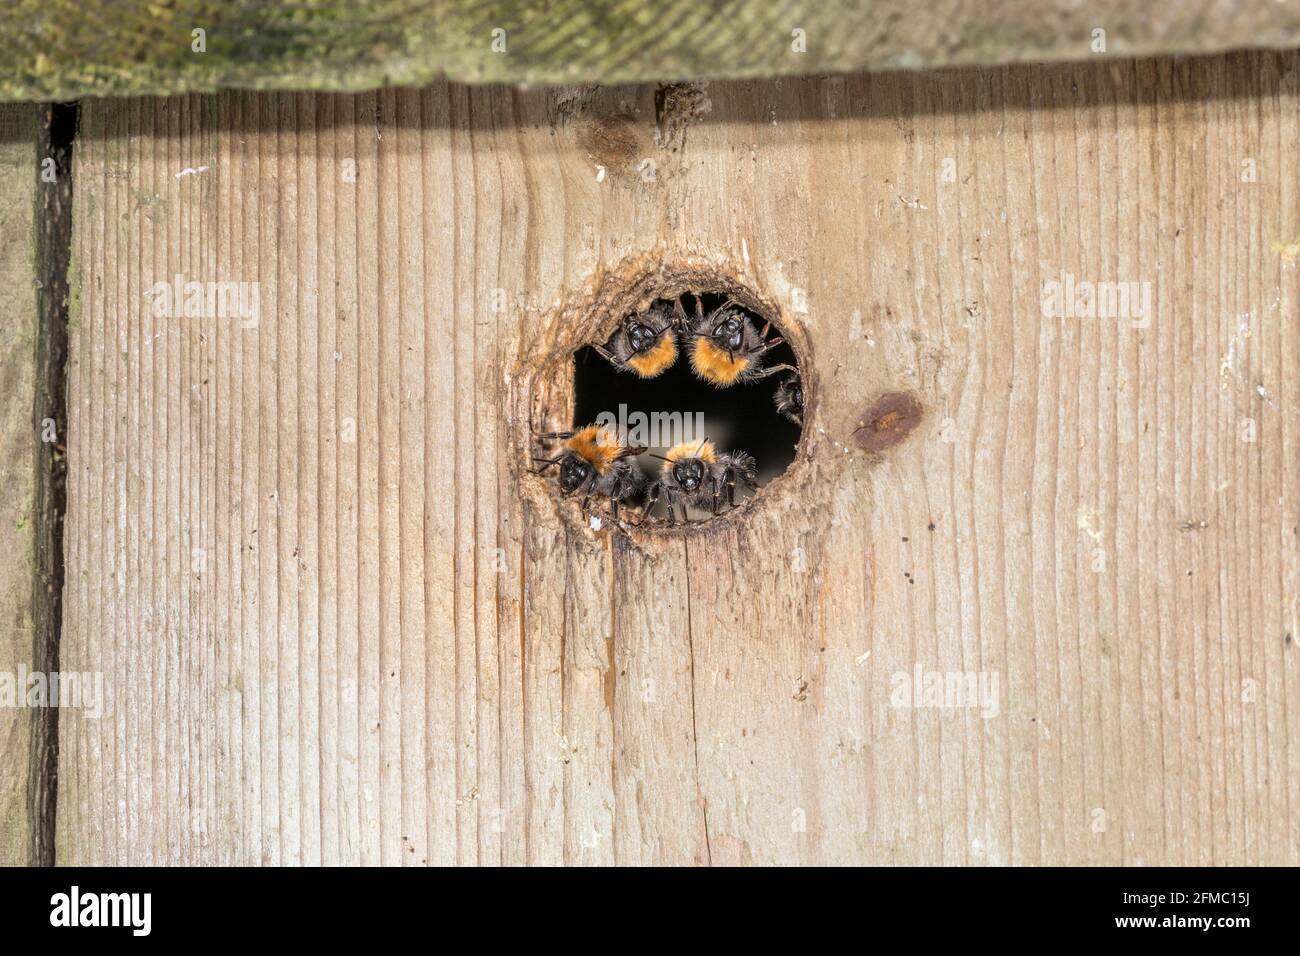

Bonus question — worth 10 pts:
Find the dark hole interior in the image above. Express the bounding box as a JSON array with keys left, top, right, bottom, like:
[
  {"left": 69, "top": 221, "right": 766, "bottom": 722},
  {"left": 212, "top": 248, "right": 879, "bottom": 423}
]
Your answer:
[{"left": 570, "top": 291, "right": 802, "bottom": 521}]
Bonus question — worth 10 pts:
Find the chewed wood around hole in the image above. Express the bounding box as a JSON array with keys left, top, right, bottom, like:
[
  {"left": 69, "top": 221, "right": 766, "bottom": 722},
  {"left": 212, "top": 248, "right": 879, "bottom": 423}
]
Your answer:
[{"left": 528, "top": 277, "right": 807, "bottom": 534}]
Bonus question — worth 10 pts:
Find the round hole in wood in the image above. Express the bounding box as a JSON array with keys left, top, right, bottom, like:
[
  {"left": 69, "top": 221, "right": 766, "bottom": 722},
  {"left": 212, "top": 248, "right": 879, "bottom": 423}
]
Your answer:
[{"left": 531, "top": 281, "right": 806, "bottom": 531}]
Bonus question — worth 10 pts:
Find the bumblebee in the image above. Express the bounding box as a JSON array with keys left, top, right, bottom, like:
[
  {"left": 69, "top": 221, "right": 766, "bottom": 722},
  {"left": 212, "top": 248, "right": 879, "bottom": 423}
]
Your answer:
[
  {"left": 532, "top": 424, "right": 647, "bottom": 520},
  {"left": 640, "top": 438, "right": 758, "bottom": 524},
  {"left": 679, "top": 297, "right": 795, "bottom": 387},
  {"left": 773, "top": 372, "right": 804, "bottom": 426},
  {"left": 591, "top": 300, "right": 683, "bottom": 378}
]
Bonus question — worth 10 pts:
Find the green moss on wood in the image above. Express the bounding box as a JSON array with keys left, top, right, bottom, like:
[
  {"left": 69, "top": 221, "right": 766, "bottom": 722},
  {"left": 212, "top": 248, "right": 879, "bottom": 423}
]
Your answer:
[{"left": 2, "top": 1, "right": 1300, "bottom": 100}]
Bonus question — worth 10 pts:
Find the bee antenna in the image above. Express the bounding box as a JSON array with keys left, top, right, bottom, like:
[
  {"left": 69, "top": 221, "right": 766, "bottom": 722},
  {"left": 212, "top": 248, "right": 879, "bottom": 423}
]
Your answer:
[{"left": 648, "top": 453, "right": 671, "bottom": 462}]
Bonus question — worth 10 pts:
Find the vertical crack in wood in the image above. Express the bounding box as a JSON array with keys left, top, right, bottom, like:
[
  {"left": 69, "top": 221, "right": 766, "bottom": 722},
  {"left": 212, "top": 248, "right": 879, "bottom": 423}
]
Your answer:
[
  {"left": 30, "top": 101, "right": 77, "bottom": 867},
  {"left": 682, "top": 538, "right": 711, "bottom": 864}
]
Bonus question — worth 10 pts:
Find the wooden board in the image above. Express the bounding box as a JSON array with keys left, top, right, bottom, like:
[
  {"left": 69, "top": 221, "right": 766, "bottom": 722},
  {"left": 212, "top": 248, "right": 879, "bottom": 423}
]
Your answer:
[
  {"left": 60, "top": 53, "right": 1300, "bottom": 865},
  {"left": 8, "top": 0, "right": 1300, "bottom": 101},
  {"left": 0, "top": 104, "right": 39, "bottom": 867}
]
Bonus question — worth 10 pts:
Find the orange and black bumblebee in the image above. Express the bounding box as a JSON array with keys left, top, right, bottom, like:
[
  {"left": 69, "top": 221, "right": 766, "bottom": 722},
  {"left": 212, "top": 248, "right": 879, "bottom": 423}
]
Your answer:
[
  {"left": 591, "top": 300, "right": 683, "bottom": 379},
  {"left": 639, "top": 438, "right": 758, "bottom": 525},
  {"left": 531, "top": 424, "right": 647, "bottom": 520},
  {"left": 773, "top": 372, "right": 804, "bottom": 426},
  {"left": 679, "top": 297, "right": 795, "bottom": 387}
]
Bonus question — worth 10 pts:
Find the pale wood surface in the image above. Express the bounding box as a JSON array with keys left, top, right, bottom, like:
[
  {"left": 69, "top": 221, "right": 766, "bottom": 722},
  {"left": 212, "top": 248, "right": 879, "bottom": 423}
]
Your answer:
[
  {"left": 61, "top": 53, "right": 1300, "bottom": 865},
  {"left": 0, "top": 104, "right": 39, "bottom": 866}
]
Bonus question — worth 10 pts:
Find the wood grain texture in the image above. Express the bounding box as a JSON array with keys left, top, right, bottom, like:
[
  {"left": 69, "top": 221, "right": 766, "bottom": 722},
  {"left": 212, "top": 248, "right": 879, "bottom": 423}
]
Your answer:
[
  {"left": 8, "top": 0, "right": 1300, "bottom": 101},
  {"left": 61, "top": 52, "right": 1300, "bottom": 865},
  {"left": 0, "top": 104, "right": 39, "bottom": 866}
]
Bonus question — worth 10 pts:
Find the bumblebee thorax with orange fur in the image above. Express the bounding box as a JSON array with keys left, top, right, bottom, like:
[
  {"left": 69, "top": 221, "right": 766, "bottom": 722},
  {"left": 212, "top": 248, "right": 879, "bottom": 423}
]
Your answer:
[
  {"left": 689, "top": 337, "right": 751, "bottom": 385},
  {"left": 565, "top": 425, "right": 625, "bottom": 475},
  {"left": 532, "top": 424, "right": 647, "bottom": 519},
  {"left": 682, "top": 300, "right": 793, "bottom": 387},
  {"left": 641, "top": 439, "right": 759, "bottom": 524},
  {"left": 664, "top": 438, "right": 717, "bottom": 466},
  {"left": 625, "top": 331, "right": 679, "bottom": 377},
  {"left": 594, "top": 301, "right": 682, "bottom": 378}
]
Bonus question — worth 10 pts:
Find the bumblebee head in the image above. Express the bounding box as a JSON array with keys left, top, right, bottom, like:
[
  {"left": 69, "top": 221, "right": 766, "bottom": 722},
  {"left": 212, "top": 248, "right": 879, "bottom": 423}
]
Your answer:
[
  {"left": 711, "top": 313, "right": 745, "bottom": 352},
  {"left": 671, "top": 457, "right": 707, "bottom": 493},
  {"left": 559, "top": 454, "right": 593, "bottom": 495},
  {"left": 624, "top": 318, "right": 660, "bottom": 355}
]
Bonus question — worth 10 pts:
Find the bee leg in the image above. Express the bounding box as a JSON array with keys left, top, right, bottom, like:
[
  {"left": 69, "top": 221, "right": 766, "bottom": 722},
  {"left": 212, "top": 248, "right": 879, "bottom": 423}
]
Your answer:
[
  {"left": 663, "top": 488, "right": 678, "bottom": 526},
  {"left": 579, "top": 471, "right": 599, "bottom": 511},
  {"left": 637, "top": 481, "right": 661, "bottom": 526},
  {"left": 714, "top": 467, "right": 731, "bottom": 511},
  {"left": 748, "top": 362, "right": 797, "bottom": 382},
  {"left": 672, "top": 297, "right": 689, "bottom": 332},
  {"left": 609, "top": 475, "right": 630, "bottom": 522},
  {"left": 711, "top": 476, "right": 721, "bottom": 516},
  {"left": 591, "top": 343, "right": 624, "bottom": 371},
  {"left": 705, "top": 296, "right": 738, "bottom": 323},
  {"left": 756, "top": 337, "right": 786, "bottom": 355}
]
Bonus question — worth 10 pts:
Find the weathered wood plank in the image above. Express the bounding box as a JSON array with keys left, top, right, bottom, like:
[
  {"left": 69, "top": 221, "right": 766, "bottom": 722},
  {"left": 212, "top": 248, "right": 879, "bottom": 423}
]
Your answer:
[
  {"left": 0, "top": 104, "right": 40, "bottom": 866},
  {"left": 61, "top": 52, "right": 1300, "bottom": 865},
  {"left": 7, "top": 0, "right": 1300, "bottom": 102}
]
